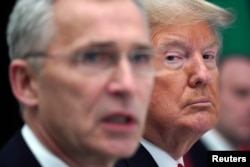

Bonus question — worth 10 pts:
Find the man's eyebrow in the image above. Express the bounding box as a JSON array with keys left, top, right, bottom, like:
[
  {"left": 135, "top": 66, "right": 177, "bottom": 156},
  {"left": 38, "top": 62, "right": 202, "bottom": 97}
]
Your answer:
[
  {"left": 80, "top": 42, "right": 152, "bottom": 51},
  {"left": 156, "top": 38, "right": 220, "bottom": 55},
  {"left": 203, "top": 39, "right": 220, "bottom": 50},
  {"left": 131, "top": 43, "right": 153, "bottom": 50},
  {"left": 157, "top": 37, "right": 188, "bottom": 51},
  {"left": 86, "top": 42, "right": 116, "bottom": 49},
  {"left": 72, "top": 42, "right": 116, "bottom": 54}
]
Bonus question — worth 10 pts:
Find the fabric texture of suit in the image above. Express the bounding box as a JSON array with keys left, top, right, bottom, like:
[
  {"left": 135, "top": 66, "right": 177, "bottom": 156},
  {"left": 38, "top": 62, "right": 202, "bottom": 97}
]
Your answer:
[
  {"left": 0, "top": 130, "right": 41, "bottom": 167},
  {"left": 115, "top": 144, "right": 158, "bottom": 167}
]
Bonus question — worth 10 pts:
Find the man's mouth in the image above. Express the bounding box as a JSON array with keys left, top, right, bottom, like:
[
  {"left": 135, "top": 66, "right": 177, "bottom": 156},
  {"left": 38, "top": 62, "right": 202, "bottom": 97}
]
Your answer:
[
  {"left": 103, "top": 115, "right": 133, "bottom": 124},
  {"left": 101, "top": 112, "right": 138, "bottom": 133}
]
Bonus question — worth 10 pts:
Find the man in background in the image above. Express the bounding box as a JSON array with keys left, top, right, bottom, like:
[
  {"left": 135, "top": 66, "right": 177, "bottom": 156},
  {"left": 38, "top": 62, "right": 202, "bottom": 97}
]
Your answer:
[
  {"left": 217, "top": 56, "right": 250, "bottom": 150},
  {"left": 116, "top": 0, "right": 233, "bottom": 167},
  {"left": 186, "top": 0, "right": 250, "bottom": 166},
  {"left": 186, "top": 56, "right": 250, "bottom": 167},
  {"left": 0, "top": 0, "right": 154, "bottom": 166}
]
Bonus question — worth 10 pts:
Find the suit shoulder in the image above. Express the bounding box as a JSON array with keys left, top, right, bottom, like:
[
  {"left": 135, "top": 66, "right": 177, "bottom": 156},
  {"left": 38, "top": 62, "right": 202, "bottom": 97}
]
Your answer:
[
  {"left": 115, "top": 144, "right": 158, "bottom": 167},
  {"left": 0, "top": 131, "right": 41, "bottom": 167}
]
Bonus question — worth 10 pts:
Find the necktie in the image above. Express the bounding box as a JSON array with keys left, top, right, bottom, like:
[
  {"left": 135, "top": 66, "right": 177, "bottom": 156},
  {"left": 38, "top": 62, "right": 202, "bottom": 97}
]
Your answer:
[
  {"left": 239, "top": 144, "right": 250, "bottom": 151},
  {"left": 183, "top": 154, "right": 193, "bottom": 167},
  {"left": 178, "top": 164, "right": 184, "bottom": 167}
]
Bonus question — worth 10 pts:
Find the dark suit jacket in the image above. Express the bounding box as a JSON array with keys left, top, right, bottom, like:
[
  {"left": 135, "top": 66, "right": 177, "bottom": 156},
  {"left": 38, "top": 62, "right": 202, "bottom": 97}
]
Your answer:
[
  {"left": 185, "top": 140, "right": 208, "bottom": 167},
  {"left": 0, "top": 130, "right": 41, "bottom": 167},
  {"left": 115, "top": 144, "right": 158, "bottom": 167}
]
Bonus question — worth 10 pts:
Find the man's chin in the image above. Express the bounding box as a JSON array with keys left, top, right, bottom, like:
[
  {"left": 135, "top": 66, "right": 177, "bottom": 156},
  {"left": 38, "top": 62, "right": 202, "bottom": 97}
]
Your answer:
[
  {"left": 184, "top": 115, "right": 217, "bottom": 134},
  {"left": 106, "top": 141, "right": 140, "bottom": 159}
]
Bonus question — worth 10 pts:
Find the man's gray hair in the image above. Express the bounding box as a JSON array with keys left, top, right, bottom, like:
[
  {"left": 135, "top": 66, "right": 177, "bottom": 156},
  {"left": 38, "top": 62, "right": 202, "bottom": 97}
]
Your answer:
[
  {"left": 7, "top": 0, "right": 147, "bottom": 60},
  {"left": 7, "top": 0, "right": 55, "bottom": 60}
]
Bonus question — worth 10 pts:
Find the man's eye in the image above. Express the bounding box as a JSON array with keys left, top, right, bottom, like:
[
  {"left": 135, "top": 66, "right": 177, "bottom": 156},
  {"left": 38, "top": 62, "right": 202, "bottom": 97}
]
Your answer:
[
  {"left": 165, "top": 55, "right": 176, "bottom": 61},
  {"left": 83, "top": 52, "right": 100, "bottom": 62},
  {"left": 130, "top": 51, "right": 153, "bottom": 64},
  {"left": 131, "top": 54, "right": 149, "bottom": 63},
  {"left": 164, "top": 54, "right": 183, "bottom": 63},
  {"left": 234, "top": 88, "right": 249, "bottom": 98},
  {"left": 76, "top": 51, "right": 107, "bottom": 63},
  {"left": 203, "top": 54, "right": 214, "bottom": 60}
]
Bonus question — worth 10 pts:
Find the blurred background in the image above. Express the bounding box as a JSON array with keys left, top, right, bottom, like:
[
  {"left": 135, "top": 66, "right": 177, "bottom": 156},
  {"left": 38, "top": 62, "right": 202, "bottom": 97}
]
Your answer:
[
  {"left": 0, "top": 0, "right": 23, "bottom": 148},
  {"left": 211, "top": 0, "right": 250, "bottom": 58}
]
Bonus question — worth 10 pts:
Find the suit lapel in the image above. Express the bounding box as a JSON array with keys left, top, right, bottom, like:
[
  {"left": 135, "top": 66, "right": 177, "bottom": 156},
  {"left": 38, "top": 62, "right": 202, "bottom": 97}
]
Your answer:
[
  {"left": 0, "top": 130, "right": 41, "bottom": 167},
  {"left": 115, "top": 144, "right": 158, "bottom": 167}
]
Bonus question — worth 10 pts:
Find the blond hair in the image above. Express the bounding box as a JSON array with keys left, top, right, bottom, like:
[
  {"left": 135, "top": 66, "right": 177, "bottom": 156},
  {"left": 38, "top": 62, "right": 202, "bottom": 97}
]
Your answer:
[{"left": 143, "top": 0, "right": 233, "bottom": 28}]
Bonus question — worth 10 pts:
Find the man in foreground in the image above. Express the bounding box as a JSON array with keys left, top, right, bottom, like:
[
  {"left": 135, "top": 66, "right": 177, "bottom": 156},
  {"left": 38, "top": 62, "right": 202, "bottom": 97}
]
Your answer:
[{"left": 0, "top": 0, "right": 154, "bottom": 166}]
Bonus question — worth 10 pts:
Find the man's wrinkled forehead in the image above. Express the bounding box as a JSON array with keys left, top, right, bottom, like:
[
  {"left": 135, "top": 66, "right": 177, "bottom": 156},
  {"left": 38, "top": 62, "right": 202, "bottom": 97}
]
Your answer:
[
  {"left": 53, "top": 0, "right": 140, "bottom": 20},
  {"left": 152, "top": 22, "right": 220, "bottom": 51},
  {"left": 52, "top": 0, "right": 144, "bottom": 34},
  {"left": 47, "top": 0, "right": 149, "bottom": 54}
]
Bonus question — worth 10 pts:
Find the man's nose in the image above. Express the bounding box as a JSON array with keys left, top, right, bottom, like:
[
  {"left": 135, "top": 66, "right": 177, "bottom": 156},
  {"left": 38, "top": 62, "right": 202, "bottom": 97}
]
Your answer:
[
  {"left": 107, "top": 57, "right": 137, "bottom": 97},
  {"left": 188, "top": 54, "right": 213, "bottom": 88}
]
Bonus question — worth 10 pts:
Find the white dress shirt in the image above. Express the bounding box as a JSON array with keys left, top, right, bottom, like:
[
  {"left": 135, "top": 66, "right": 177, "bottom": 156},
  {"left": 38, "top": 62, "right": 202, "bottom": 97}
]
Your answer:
[
  {"left": 201, "top": 128, "right": 235, "bottom": 150},
  {"left": 21, "top": 124, "right": 68, "bottom": 167},
  {"left": 141, "top": 138, "right": 184, "bottom": 167}
]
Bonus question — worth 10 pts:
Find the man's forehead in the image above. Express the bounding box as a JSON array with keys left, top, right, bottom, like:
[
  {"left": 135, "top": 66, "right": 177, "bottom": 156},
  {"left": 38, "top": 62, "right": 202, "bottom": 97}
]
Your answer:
[
  {"left": 222, "top": 57, "right": 250, "bottom": 70},
  {"left": 46, "top": 0, "right": 149, "bottom": 55},
  {"left": 220, "top": 57, "right": 250, "bottom": 82},
  {"left": 53, "top": 0, "right": 137, "bottom": 17},
  {"left": 53, "top": 0, "right": 142, "bottom": 30},
  {"left": 152, "top": 22, "right": 219, "bottom": 48}
]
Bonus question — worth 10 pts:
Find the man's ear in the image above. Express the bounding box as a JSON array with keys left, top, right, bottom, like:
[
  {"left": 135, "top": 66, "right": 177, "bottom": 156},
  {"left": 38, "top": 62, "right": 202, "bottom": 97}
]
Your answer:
[{"left": 9, "top": 59, "right": 39, "bottom": 108}]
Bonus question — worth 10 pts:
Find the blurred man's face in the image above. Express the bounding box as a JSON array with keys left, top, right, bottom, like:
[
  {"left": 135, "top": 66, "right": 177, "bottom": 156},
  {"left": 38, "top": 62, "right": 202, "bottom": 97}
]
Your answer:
[
  {"left": 31, "top": 0, "right": 153, "bottom": 161},
  {"left": 218, "top": 57, "right": 250, "bottom": 144},
  {"left": 145, "top": 21, "right": 220, "bottom": 146}
]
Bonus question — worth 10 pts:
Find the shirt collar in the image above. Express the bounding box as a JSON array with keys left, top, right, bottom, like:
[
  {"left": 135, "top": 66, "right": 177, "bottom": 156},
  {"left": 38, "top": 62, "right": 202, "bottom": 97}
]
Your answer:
[
  {"left": 201, "top": 128, "right": 235, "bottom": 150},
  {"left": 21, "top": 124, "right": 68, "bottom": 167},
  {"left": 141, "top": 138, "right": 184, "bottom": 167}
]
